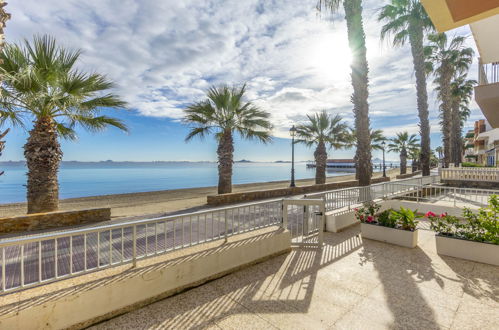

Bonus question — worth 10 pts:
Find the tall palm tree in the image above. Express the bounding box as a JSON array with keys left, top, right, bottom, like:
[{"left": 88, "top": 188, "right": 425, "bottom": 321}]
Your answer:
[
  {"left": 0, "top": 2, "right": 9, "bottom": 178},
  {"left": 0, "top": 36, "right": 128, "bottom": 213},
  {"left": 317, "top": 0, "right": 372, "bottom": 186},
  {"left": 388, "top": 131, "right": 419, "bottom": 175},
  {"left": 347, "top": 129, "right": 386, "bottom": 178},
  {"left": 295, "top": 111, "right": 350, "bottom": 184},
  {"left": 424, "top": 33, "right": 474, "bottom": 167},
  {"left": 450, "top": 76, "right": 476, "bottom": 166},
  {"left": 183, "top": 84, "right": 272, "bottom": 194},
  {"left": 378, "top": 0, "right": 434, "bottom": 177}
]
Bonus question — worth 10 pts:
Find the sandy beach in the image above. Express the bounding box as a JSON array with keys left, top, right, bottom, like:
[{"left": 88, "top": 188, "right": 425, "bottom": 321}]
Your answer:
[{"left": 0, "top": 169, "right": 399, "bottom": 219}]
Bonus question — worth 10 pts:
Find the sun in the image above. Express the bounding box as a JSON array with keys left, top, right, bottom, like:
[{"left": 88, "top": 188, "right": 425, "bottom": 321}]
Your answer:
[{"left": 304, "top": 32, "right": 353, "bottom": 82}]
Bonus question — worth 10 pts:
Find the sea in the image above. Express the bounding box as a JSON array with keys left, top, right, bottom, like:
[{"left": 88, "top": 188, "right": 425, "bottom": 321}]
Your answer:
[{"left": 0, "top": 161, "right": 389, "bottom": 204}]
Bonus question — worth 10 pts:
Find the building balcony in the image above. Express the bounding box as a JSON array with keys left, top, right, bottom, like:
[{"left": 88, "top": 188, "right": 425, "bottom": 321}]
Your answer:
[{"left": 475, "top": 60, "right": 499, "bottom": 128}]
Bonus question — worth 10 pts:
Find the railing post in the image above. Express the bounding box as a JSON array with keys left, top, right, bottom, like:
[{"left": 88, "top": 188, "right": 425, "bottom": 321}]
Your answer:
[
  {"left": 132, "top": 225, "right": 137, "bottom": 268},
  {"left": 453, "top": 188, "right": 457, "bottom": 207},
  {"left": 224, "top": 209, "right": 228, "bottom": 243},
  {"left": 282, "top": 200, "right": 288, "bottom": 230}
]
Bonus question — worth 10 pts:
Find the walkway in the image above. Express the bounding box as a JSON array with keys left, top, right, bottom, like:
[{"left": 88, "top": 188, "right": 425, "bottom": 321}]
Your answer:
[{"left": 90, "top": 226, "right": 499, "bottom": 330}]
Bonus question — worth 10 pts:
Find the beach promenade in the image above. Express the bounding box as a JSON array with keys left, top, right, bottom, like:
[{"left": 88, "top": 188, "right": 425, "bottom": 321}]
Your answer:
[{"left": 0, "top": 169, "right": 399, "bottom": 220}]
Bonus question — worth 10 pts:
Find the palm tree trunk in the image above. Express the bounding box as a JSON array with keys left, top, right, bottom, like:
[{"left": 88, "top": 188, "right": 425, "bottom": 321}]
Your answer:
[
  {"left": 408, "top": 23, "right": 431, "bottom": 176},
  {"left": 24, "top": 117, "right": 62, "bottom": 214},
  {"left": 314, "top": 140, "right": 327, "bottom": 184},
  {"left": 450, "top": 100, "right": 462, "bottom": 166},
  {"left": 0, "top": 129, "right": 8, "bottom": 177},
  {"left": 440, "top": 65, "right": 452, "bottom": 168},
  {"left": 217, "top": 129, "right": 234, "bottom": 194},
  {"left": 344, "top": 0, "right": 371, "bottom": 186},
  {"left": 400, "top": 149, "right": 407, "bottom": 175}
]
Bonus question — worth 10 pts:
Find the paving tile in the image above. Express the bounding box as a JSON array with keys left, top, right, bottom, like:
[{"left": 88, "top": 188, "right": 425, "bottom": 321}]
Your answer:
[{"left": 450, "top": 300, "right": 499, "bottom": 330}]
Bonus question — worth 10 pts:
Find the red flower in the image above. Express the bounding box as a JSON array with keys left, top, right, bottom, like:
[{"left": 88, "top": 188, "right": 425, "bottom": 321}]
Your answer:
[
  {"left": 359, "top": 215, "right": 364, "bottom": 220},
  {"left": 367, "top": 216, "right": 374, "bottom": 223},
  {"left": 425, "top": 211, "right": 436, "bottom": 218},
  {"left": 440, "top": 212, "right": 447, "bottom": 218}
]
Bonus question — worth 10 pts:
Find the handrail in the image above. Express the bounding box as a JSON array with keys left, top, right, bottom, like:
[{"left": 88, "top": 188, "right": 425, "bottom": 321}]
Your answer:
[{"left": 479, "top": 58, "right": 499, "bottom": 85}]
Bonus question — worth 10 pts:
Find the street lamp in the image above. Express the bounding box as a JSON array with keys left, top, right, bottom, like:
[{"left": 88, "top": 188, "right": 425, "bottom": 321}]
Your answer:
[
  {"left": 290, "top": 125, "right": 297, "bottom": 187},
  {"left": 381, "top": 141, "right": 387, "bottom": 178}
]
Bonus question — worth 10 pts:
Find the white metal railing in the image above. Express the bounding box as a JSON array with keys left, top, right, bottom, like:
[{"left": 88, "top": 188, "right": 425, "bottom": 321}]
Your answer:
[
  {"left": 0, "top": 174, "right": 443, "bottom": 295},
  {"left": 441, "top": 168, "right": 499, "bottom": 182},
  {"left": 305, "top": 175, "right": 441, "bottom": 212},
  {"left": 479, "top": 59, "right": 499, "bottom": 85},
  {"left": 387, "top": 183, "right": 499, "bottom": 207},
  {"left": 0, "top": 199, "right": 283, "bottom": 294}
]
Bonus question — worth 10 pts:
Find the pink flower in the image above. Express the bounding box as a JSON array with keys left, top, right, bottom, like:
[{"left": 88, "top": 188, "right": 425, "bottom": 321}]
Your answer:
[
  {"left": 440, "top": 212, "right": 447, "bottom": 218},
  {"left": 354, "top": 208, "right": 359, "bottom": 212},
  {"left": 425, "top": 211, "right": 436, "bottom": 218},
  {"left": 367, "top": 216, "right": 374, "bottom": 223}
]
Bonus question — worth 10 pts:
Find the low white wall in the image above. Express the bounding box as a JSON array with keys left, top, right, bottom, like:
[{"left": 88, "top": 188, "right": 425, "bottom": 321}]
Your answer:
[
  {"left": 326, "top": 209, "right": 358, "bottom": 233},
  {"left": 0, "top": 227, "right": 290, "bottom": 330},
  {"left": 383, "top": 200, "right": 469, "bottom": 217}
]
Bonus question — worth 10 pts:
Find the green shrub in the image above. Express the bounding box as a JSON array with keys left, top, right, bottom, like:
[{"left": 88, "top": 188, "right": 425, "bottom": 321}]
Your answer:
[
  {"left": 390, "top": 207, "right": 418, "bottom": 231},
  {"left": 378, "top": 209, "right": 396, "bottom": 228},
  {"left": 461, "top": 162, "right": 482, "bottom": 167},
  {"left": 427, "top": 195, "right": 499, "bottom": 245}
]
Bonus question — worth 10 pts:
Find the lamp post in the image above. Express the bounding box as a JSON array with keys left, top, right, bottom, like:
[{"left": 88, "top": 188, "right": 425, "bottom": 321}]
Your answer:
[
  {"left": 381, "top": 141, "right": 387, "bottom": 178},
  {"left": 290, "top": 125, "right": 297, "bottom": 187}
]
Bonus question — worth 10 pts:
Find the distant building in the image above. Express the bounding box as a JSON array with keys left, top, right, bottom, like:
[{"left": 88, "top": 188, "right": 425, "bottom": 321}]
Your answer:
[{"left": 469, "top": 119, "right": 499, "bottom": 167}]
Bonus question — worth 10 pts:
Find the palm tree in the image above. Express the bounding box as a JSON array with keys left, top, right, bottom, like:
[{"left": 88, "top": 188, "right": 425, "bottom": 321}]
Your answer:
[
  {"left": 317, "top": 0, "right": 372, "bottom": 186},
  {"left": 0, "top": 36, "right": 127, "bottom": 213},
  {"left": 378, "top": 0, "right": 434, "bottom": 177},
  {"left": 435, "top": 146, "right": 443, "bottom": 167},
  {"left": 183, "top": 84, "right": 272, "bottom": 194},
  {"left": 295, "top": 111, "right": 350, "bottom": 184},
  {"left": 424, "top": 33, "right": 474, "bottom": 167},
  {"left": 0, "top": 128, "right": 8, "bottom": 176},
  {"left": 370, "top": 129, "right": 387, "bottom": 151},
  {"left": 347, "top": 129, "right": 386, "bottom": 178},
  {"left": 450, "top": 76, "right": 476, "bottom": 166},
  {"left": 0, "top": 1, "right": 9, "bottom": 50},
  {"left": 408, "top": 146, "right": 421, "bottom": 171},
  {"left": 388, "top": 132, "right": 419, "bottom": 175}
]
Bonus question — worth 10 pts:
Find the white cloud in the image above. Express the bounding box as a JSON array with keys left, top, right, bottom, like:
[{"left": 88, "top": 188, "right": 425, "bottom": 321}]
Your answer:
[{"left": 6, "top": 0, "right": 481, "bottom": 140}]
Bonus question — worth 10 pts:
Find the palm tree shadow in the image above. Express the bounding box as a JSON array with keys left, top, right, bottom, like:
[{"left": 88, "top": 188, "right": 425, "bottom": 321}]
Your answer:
[{"left": 358, "top": 239, "right": 442, "bottom": 328}]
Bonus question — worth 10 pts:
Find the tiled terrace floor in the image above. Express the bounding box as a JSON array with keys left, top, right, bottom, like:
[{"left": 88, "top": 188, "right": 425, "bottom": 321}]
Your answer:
[{"left": 91, "top": 225, "right": 499, "bottom": 330}]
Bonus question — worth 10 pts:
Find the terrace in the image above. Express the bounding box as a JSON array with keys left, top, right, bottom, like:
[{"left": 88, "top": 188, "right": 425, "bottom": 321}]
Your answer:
[
  {"left": 0, "top": 174, "right": 498, "bottom": 329},
  {"left": 87, "top": 226, "right": 498, "bottom": 330}
]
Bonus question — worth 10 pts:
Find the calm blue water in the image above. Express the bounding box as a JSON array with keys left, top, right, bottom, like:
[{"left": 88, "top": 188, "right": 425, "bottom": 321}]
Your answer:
[{"left": 0, "top": 162, "right": 384, "bottom": 204}]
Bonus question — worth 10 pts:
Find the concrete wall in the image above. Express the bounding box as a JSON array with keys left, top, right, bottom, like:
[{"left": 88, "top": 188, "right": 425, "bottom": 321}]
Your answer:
[
  {"left": 0, "top": 227, "right": 290, "bottom": 330},
  {"left": 207, "top": 177, "right": 390, "bottom": 206},
  {"left": 326, "top": 209, "right": 359, "bottom": 233},
  {"left": 396, "top": 171, "right": 422, "bottom": 179},
  {"left": 441, "top": 179, "right": 499, "bottom": 189},
  {"left": 0, "top": 208, "right": 111, "bottom": 235}
]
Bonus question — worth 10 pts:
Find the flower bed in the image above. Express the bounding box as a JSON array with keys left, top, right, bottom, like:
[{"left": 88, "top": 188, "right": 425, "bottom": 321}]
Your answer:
[
  {"left": 356, "top": 202, "right": 419, "bottom": 248},
  {"left": 426, "top": 195, "right": 499, "bottom": 265}
]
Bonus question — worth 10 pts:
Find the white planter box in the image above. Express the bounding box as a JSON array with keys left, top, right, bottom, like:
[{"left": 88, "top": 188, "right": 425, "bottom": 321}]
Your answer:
[
  {"left": 435, "top": 235, "right": 499, "bottom": 266},
  {"left": 361, "top": 223, "right": 418, "bottom": 248}
]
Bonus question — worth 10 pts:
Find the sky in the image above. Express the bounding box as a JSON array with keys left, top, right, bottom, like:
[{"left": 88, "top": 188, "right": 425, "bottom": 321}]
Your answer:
[{"left": 1, "top": 0, "right": 483, "bottom": 162}]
